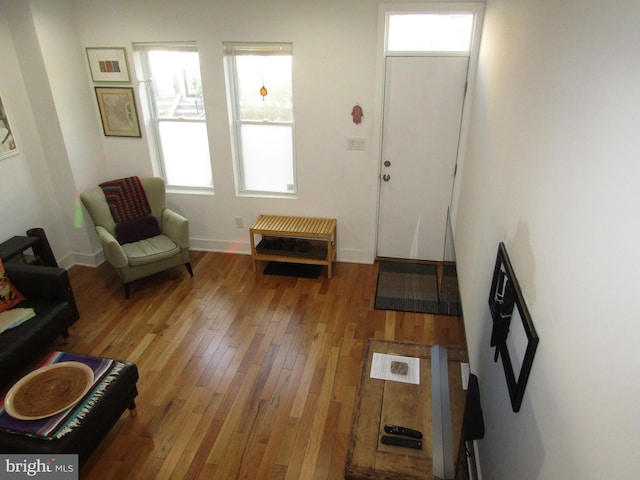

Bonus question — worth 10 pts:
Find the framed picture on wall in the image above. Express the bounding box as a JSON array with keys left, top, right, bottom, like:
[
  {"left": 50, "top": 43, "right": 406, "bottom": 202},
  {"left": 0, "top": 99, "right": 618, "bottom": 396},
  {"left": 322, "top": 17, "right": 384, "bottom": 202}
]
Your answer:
[
  {"left": 94, "top": 87, "right": 141, "bottom": 138},
  {"left": 488, "top": 242, "right": 539, "bottom": 412},
  {"left": 0, "top": 95, "right": 19, "bottom": 160},
  {"left": 86, "top": 47, "right": 131, "bottom": 83}
]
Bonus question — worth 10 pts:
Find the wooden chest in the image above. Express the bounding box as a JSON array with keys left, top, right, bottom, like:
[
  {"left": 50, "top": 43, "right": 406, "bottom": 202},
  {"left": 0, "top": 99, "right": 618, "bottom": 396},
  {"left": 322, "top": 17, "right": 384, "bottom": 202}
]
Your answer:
[{"left": 345, "top": 340, "right": 468, "bottom": 480}]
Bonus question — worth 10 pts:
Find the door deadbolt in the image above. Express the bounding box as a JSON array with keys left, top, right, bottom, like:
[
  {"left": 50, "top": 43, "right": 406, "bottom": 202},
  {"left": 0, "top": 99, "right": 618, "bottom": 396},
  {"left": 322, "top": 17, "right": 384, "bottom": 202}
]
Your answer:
[
  {"left": 384, "top": 161, "right": 391, "bottom": 167},
  {"left": 383, "top": 174, "right": 391, "bottom": 182}
]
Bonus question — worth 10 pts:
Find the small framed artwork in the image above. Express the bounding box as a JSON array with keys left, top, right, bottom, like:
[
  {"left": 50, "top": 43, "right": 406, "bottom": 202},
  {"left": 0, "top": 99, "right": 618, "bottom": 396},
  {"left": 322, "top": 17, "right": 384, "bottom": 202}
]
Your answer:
[
  {"left": 94, "top": 87, "right": 141, "bottom": 138},
  {"left": 86, "top": 47, "right": 130, "bottom": 83},
  {"left": 0, "top": 95, "right": 19, "bottom": 160}
]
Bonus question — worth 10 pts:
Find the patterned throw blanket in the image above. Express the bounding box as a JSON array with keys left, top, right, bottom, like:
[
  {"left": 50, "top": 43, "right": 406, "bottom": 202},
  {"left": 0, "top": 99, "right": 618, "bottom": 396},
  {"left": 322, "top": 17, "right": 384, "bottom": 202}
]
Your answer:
[
  {"left": 0, "top": 351, "right": 126, "bottom": 440},
  {"left": 99, "top": 176, "right": 151, "bottom": 223}
]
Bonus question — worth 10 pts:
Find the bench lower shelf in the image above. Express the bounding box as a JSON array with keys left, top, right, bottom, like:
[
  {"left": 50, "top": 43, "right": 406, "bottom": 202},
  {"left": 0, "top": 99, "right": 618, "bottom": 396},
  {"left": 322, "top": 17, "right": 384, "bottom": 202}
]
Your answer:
[{"left": 255, "top": 237, "right": 328, "bottom": 260}]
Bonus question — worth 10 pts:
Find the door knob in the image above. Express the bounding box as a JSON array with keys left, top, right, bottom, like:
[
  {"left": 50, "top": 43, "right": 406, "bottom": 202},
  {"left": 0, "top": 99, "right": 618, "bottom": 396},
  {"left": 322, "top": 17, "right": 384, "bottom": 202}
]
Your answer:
[{"left": 383, "top": 174, "right": 391, "bottom": 182}]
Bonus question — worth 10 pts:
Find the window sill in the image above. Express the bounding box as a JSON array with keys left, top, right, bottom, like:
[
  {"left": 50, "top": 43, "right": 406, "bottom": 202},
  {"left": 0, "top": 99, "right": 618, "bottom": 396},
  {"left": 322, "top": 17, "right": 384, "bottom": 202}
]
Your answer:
[
  {"left": 236, "top": 191, "right": 298, "bottom": 200},
  {"left": 166, "top": 187, "right": 215, "bottom": 196}
]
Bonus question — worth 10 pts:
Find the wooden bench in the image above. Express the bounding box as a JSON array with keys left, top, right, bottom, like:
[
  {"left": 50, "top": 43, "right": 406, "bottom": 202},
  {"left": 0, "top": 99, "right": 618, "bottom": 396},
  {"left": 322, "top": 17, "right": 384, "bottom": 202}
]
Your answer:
[{"left": 249, "top": 215, "right": 337, "bottom": 278}]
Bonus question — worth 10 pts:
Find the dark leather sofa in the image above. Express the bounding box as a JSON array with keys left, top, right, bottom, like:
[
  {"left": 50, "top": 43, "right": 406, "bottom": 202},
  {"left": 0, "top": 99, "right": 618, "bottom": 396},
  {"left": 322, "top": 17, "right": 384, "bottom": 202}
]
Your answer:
[
  {"left": 0, "top": 263, "right": 79, "bottom": 389},
  {"left": 0, "top": 263, "right": 140, "bottom": 465}
]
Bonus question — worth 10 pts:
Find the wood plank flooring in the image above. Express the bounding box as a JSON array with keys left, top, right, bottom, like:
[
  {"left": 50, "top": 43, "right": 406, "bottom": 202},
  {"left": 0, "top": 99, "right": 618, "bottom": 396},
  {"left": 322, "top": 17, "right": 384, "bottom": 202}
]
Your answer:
[{"left": 55, "top": 251, "right": 467, "bottom": 479}]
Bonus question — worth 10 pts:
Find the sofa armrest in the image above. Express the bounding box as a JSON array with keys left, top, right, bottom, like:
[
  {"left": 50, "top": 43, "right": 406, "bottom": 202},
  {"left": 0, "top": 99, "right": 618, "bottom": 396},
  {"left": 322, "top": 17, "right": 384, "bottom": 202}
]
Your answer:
[
  {"left": 3, "top": 263, "right": 79, "bottom": 320},
  {"left": 162, "top": 208, "right": 189, "bottom": 248},
  {"left": 96, "top": 226, "right": 128, "bottom": 268}
]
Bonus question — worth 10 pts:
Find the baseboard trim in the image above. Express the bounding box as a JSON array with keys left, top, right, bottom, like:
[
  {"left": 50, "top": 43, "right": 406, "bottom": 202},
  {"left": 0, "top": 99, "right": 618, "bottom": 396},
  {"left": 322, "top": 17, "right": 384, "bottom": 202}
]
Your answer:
[
  {"left": 68, "top": 243, "right": 375, "bottom": 270},
  {"left": 68, "top": 250, "right": 105, "bottom": 268},
  {"left": 189, "top": 238, "right": 374, "bottom": 264}
]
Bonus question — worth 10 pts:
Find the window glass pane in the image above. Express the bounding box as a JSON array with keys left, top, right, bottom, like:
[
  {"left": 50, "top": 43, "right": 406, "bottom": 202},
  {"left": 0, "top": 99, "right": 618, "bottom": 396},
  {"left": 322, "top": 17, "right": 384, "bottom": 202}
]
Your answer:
[
  {"left": 388, "top": 14, "right": 474, "bottom": 52},
  {"left": 224, "top": 43, "right": 296, "bottom": 195},
  {"left": 148, "top": 50, "right": 205, "bottom": 119},
  {"left": 136, "top": 43, "right": 213, "bottom": 190},
  {"left": 240, "top": 124, "right": 293, "bottom": 193},
  {"left": 236, "top": 55, "right": 293, "bottom": 122},
  {"left": 158, "top": 121, "right": 212, "bottom": 188}
]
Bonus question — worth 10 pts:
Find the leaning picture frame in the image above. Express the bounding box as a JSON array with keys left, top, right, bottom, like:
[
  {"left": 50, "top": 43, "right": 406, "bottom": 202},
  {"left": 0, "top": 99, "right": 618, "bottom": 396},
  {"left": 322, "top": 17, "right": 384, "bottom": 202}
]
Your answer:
[
  {"left": 86, "top": 47, "right": 130, "bottom": 83},
  {"left": 488, "top": 242, "right": 539, "bottom": 412},
  {"left": 94, "top": 87, "right": 141, "bottom": 138},
  {"left": 0, "top": 95, "right": 19, "bottom": 160}
]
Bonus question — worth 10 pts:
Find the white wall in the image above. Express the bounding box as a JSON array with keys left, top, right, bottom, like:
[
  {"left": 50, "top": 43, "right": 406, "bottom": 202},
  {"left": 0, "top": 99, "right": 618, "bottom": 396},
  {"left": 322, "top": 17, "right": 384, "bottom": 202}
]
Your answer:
[
  {"left": 454, "top": 0, "right": 640, "bottom": 477},
  {"left": 1, "top": 0, "right": 481, "bottom": 266},
  {"left": 29, "top": 0, "right": 107, "bottom": 262},
  {"left": 70, "top": 0, "right": 383, "bottom": 263},
  {"left": 7, "top": 0, "right": 639, "bottom": 475},
  {"left": 0, "top": 1, "right": 70, "bottom": 263},
  {"left": 0, "top": 0, "right": 107, "bottom": 266},
  {"left": 0, "top": 0, "right": 388, "bottom": 265}
]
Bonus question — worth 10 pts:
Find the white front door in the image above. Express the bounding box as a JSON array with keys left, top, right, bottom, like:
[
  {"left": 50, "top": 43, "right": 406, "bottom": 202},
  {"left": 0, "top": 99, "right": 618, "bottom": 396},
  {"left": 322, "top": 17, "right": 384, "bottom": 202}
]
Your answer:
[{"left": 376, "top": 55, "right": 468, "bottom": 260}]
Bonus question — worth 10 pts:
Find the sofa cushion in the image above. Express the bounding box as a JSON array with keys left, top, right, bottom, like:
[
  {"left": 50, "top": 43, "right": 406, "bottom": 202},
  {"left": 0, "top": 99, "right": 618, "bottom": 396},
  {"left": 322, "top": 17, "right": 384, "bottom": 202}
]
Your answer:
[
  {"left": 0, "top": 260, "right": 25, "bottom": 313},
  {"left": 0, "top": 308, "right": 35, "bottom": 334},
  {"left": 115, "top": 216, "right": 161, "bottom": 245},
  {"left": 122, "top": 235, "right": 181, "bottom": 266},
  {"left": 0, "top": 300, "right": 75, "bottom": 388}
]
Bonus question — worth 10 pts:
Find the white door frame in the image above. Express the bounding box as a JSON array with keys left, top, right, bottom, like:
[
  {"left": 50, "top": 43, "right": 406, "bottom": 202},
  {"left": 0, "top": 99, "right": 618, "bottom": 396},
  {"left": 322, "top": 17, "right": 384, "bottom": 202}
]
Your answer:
[{"left": 371, "top": 2, "right": 485, "bottom": 259}]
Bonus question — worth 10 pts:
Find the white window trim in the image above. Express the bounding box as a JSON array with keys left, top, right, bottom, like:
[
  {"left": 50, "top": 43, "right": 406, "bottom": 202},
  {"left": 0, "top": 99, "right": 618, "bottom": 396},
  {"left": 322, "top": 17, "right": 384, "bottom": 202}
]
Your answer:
[
  {"left": 134, "top": 41, "right": 214, "bottom": 193},
  {"left": 224, "top": 42, "right": 297, "bottom": 197},
  {"left": 383, "top": 2, "right": 484, "bottom": 57}
]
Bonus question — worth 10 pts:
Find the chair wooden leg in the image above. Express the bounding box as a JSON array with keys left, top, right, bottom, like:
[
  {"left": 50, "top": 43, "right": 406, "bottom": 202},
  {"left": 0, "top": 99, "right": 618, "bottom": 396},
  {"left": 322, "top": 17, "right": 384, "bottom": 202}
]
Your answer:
[{"left": 185, "top": 263, "right": 194, "bottom": 277}]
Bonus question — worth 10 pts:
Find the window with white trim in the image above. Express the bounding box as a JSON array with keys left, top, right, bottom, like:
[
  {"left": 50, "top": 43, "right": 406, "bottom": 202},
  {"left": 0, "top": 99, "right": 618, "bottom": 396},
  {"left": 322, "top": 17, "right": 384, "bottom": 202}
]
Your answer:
[
  {"left": 135, "top": 42, "right": 213, "bottom": 190},
  {"left": 224, "top": 43, "right": 296, "bottom": 195},
  {"left": 387, "top": 13, "right": 474, "bottom": 53}
]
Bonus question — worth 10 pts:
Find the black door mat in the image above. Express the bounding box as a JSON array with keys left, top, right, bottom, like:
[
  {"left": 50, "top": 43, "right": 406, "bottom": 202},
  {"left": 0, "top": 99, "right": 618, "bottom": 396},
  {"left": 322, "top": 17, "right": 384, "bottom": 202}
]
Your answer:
[
  {"left": 374, "top": 261, "right": 462, "bottom": 316},
  {"left": 262, "top": 261, "right": 323, "bottom": 278}
]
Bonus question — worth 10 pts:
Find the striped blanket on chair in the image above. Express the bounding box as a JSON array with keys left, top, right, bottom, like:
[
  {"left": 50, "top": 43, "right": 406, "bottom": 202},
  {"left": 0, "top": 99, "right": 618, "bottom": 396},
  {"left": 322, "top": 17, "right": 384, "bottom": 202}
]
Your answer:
[{"left": 99, "top": 176, "right": 151, "bottom": 223}]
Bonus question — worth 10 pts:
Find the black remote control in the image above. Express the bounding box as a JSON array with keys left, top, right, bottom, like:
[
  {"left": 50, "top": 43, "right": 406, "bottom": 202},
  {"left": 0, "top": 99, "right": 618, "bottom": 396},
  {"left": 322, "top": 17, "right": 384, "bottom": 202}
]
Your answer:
[
  {"left": 384, "top": 424, "right": 423, "bottom": 439},
  {"left": 380, "top": 435, "right": 423, "bottom": 449}
]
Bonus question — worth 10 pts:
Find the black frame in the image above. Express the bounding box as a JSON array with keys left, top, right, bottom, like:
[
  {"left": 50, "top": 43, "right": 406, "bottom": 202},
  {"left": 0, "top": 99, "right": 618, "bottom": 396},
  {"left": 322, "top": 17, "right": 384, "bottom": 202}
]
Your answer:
[{"left": 488, "top": 242, "right": 539, "bottom": 412}]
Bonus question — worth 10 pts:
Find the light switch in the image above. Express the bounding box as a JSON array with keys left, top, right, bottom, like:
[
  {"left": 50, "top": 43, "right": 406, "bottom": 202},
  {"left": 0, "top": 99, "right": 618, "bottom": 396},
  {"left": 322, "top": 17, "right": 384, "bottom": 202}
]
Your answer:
[{"left": 347, "top": 137, "right": 366, "bottom": 150}]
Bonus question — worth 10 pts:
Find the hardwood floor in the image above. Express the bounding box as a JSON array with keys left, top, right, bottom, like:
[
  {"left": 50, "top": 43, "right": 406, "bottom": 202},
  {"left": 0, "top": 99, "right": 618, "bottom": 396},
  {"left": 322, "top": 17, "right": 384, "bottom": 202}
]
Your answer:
[{"left": 56, "top": 251, "right": 467, "bottom": 479}]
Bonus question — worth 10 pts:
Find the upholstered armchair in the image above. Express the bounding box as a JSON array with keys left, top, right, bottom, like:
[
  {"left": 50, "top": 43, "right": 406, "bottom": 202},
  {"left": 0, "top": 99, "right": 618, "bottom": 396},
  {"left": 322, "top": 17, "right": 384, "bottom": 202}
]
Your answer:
[{"left": 80, "top": 176, "right": 193, "bottom": 298}]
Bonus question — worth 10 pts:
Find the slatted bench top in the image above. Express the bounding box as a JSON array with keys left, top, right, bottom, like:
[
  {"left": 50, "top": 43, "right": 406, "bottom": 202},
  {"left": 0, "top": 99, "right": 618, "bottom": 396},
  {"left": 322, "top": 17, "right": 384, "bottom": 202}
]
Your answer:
[{"left": 250, "top": 215, "right": 336, "bottom": 238}]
